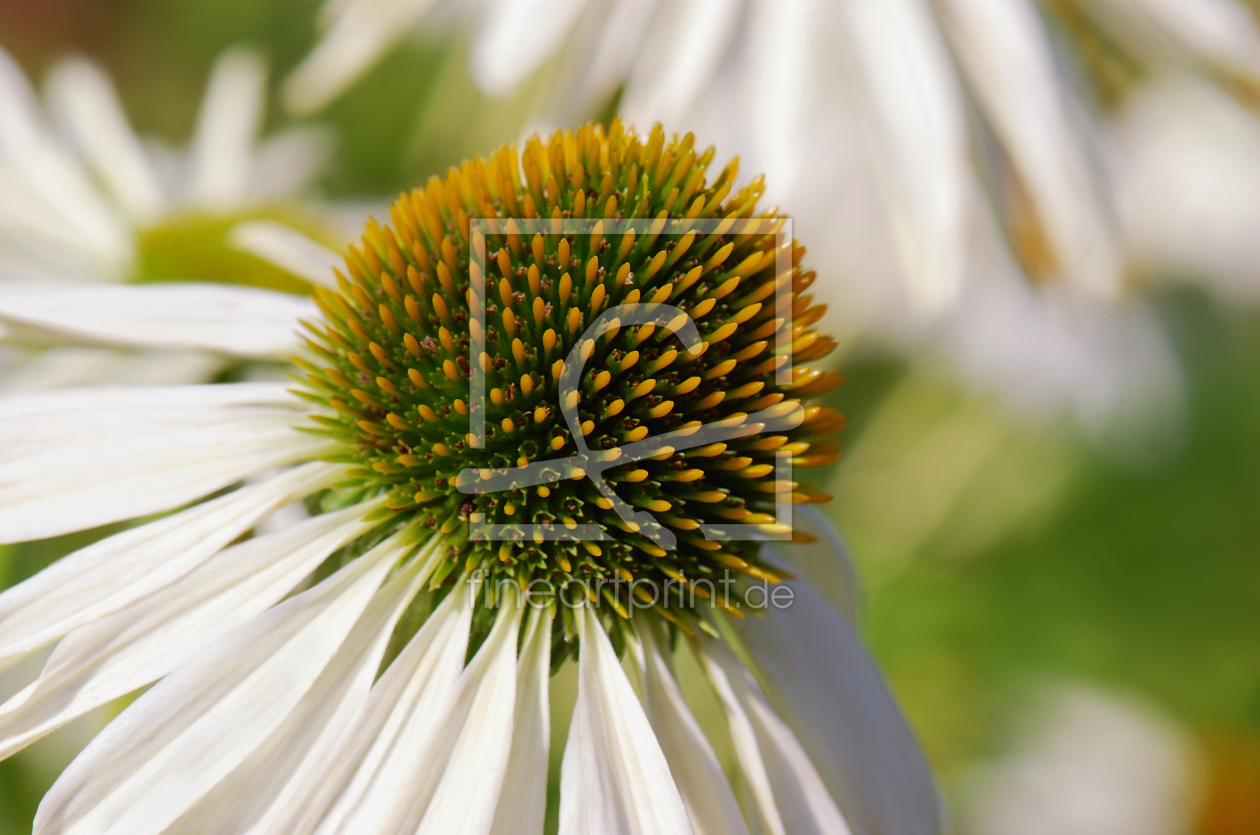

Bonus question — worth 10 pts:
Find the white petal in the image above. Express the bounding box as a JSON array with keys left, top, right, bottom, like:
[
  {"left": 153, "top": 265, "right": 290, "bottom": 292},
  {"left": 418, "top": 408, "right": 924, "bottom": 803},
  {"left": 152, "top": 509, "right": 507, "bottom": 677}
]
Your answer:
[
  {"left": 935, "top": 0, "right": 1122, "bottom": 298},
  {"left": 282, "top": 0, "right": 442, "bottom": 115},
  {"left": 620, "top": 0, "right": 744, "bottom": 128},
  {"left": 773, "top": 506, "right": 860, "bottom": 623},
  {"left": 471, "top": 0, "right": 591, "bottom": 96},
  {"left": 410, "top": 598, "right": 523, "bottom": 834},
  {"left": 550, "top": 0, "right": 662, "bottom": 124},
  {"left": 187, "top": 50, "right": 267, "bottom": 210},
  {"left": 160, "top": 533, "right": 439, "bottom": 835},
  {"left": 1096, "top": 0, "right": 1260, "bottom": 81},
  {"left": 0, "top": 347, "right": 225, "bottom": 393},
  {"left": 0, "top": 391, "right": 326, "bottom": 542},
  {"left": 33, "top": 528, "right": 415, "bottom": 835},
  {"left": 559, "top": 605, "right": 692, "bottom": 835},
  {"left": 839, "top": 0, "right": 972, "bottom": 315},
  {"left": 700, "top": 637, "right": 851, "bottom": 835},
  {"left": 638, "top": 619, "right": 748, "bottom": 835},
  {"left": 247, "top": 126, "right": 336, "bottom": 201},
  {"left": 489, "top": 606, "right": 553, "bottom": 835},
  {"left": 0, "top": 281, "right": 317, "bottom": 358},
  {"left": 0, "top": 462, "right": 343, "bottom": 671},
  {"left": 44, "top": 58, "right": 166, "bottom": 223},
  {"left": 732, "top": 565, "right": 943, "bottom": 835},
  {"left": 273, "top": 577, "right": 473, "bottom": 835},
  {"left": 0, "top": 501, "right": 380, "bottom": 759},
  {"left": 229, "top": 221, "right": 341, "bottom": 288}
]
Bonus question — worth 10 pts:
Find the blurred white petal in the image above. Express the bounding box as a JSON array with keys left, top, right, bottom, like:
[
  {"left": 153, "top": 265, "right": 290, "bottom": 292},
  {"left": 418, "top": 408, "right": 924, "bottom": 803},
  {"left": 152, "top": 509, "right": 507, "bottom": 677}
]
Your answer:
[
  {"left": 700, "top": 636, "right": 851, "bottom": 835},
  {"left": 248, "top": 126, "right": 337, "bottom": 201},
  {"left": 472, "top": 0, "right": 591, "bottom": 97},
  {"left": 230, "top": 221, "right": 342, "bottom": 289},
  {"left": 0, "top": 347, "right": 224, "bottom": 393},
  {"left": 551, "top": 0, "right": 663, "bottom": 124},
  {"left": 839, "top": 0, "right": 971, "bottom": 315},
  {"left": 782, "top": 506, "right": 861, "bottom": 623},
  {"left": 0, "top": 282, "right": 316, "bottom": 358},
  {"left": 1093, "top": 0, "right": 1260, "bottom": 81},
  {"left": 32, "top": 531, "right": 412, "bottom": 835},
  {"left": 936, "top": 0, "right": 1122, "bottom": 298},
  {"left": 733, "top": 561, "right": 944, "bottom": 835},
  {"left": 188, "top": 50, "right": 267, "bottom": 210},
  {"left": 559, "top": 605, "right": 692, "bottom": 835},
  {"left": 44, "top": 58, "right": 166, "bottom": 224},
  {"left": 620, "top": 0, "right": 745, "bottom": 128},
  {"left": 283, "top": 0, "right": 442, "bottom": 115}
]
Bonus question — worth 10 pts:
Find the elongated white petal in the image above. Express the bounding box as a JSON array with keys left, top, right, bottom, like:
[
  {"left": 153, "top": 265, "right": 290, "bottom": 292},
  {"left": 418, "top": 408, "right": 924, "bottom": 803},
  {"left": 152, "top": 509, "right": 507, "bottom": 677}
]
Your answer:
[
  {"left": 936, "top": 0, "right": 1121, "bottom": 298},
  {"left": 33, "top": 528, "right": 415, "bottom": 835},
  {"left": 248, "top": 126, "right": 336, "bottom": 201},
  {"left": 282, "top": 0, "right": 441, "bottom": 115},
  {"left": 0, "top": 380, "right": 299, "bottom": 460},
  {"left": 551, "top": 0, "right": 661, "bottom": 124},
  {"left": 188, "top": 50, "right": 266, "bottom": 209},
  {"left": 783, "top": 506, "right": 860, "bottom": 623},
  {"left": 489, "top": 606, "right": 553, "bottom": 835},
  {"left": 700, "top": 638, "right": 851, "bottom": 835},
  {"left": 620, "top": 0, "right": 744, "bottom": 128},
  {"left": 732, "top": 565, "right": 943, "bottom": 835},
  {"left": 839, "top": 0, "right": 971, "bottom": 315},
  {"left": 560, "top": 605, "right": 692, "bottom": 835},
  {"left": 0, "top": 502, "right": 380, "bottom": 759},
  {"left": 638, "top": 619, "right": 748, "bottom": 835},
  {"left": 44, "top": 58, "right": 165, "bottom": 223},
  {"left": 160, "top": 535, "right": 440, "bottom": 835},
  {"left": 410, "top": 599, "right": 523, "bottom": 834},
  {"left": 0, "top": 347, "right": 224, "bottom": 394},
  {"left": 472, "top": 0, "right": 590, "bottom": 96},
  {"left": 0, "top": 462, "right": 342, "bottom": 672},
  {"left": 0, "top": 393, "right": 326, "bottom": 542},
  {"left": 0, "top": 282, "right": 316, "bottom": 358},
  {"left": 742, "top": 0, "right": 815, "bottom": 199},
  {"left": 230, "top": 221, "right": 341, "bottom": 288},
  {"left": 275, "top": 578, "right": 473, "bottom": 835}
]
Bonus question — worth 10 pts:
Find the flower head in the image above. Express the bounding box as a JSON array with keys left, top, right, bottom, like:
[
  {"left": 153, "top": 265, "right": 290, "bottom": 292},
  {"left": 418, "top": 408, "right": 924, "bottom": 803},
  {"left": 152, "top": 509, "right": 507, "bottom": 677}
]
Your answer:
[{"left": 0, "top": 124, "right": 939, "bottom": 835}]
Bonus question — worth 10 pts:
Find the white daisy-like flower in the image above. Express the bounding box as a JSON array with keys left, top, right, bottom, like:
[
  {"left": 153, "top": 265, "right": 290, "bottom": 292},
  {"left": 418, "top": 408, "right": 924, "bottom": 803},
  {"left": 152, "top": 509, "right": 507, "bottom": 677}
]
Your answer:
[
  {"left": 0, "top": 46, "right": 343, "bottom": 391},
  {"left": 0, "top": 123, "right": 941, "bottom": 835}
]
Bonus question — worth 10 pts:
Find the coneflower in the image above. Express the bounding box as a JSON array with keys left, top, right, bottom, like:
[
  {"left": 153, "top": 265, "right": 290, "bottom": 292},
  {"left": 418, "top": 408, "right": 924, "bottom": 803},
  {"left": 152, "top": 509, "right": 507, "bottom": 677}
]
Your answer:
[{"left": 0, "top": 122, "right": 939, "bottom": 835}]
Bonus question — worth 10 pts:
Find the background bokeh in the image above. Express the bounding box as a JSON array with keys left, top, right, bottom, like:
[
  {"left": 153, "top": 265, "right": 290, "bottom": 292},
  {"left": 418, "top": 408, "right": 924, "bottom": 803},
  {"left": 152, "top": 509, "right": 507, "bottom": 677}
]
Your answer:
[{"left": 3, "top": 0, "right": 1259, "bottom": 832}]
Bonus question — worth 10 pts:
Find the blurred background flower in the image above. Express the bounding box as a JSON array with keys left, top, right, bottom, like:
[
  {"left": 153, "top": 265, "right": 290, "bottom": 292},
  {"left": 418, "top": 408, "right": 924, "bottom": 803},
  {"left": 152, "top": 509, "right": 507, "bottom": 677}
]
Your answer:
[{"left": 2, "top": 0, "right": 1260, "bottom": 832}]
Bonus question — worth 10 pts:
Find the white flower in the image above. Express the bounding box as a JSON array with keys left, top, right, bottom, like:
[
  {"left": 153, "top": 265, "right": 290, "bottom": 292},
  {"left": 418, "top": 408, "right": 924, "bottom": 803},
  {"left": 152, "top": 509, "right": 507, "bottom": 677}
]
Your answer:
[
  {"left": 0, "top": 124, "right": 942, "bottom": 835},
  {"left": 0, "top": 46, "right": 343, "bottom": 390}
]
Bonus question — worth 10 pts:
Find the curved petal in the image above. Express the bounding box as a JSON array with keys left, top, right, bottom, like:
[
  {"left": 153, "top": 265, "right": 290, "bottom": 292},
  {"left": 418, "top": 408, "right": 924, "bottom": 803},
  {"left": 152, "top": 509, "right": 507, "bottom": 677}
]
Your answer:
[
  {"left": 559, "top": 605, "right": 692, "bottom": 835},
  {"left": 638, "top": 618, "right": 748, "bottom": 835},
  {"left": 0, "top": 394, "right": 327, "bottom": 543},
  {"left": 160, "top": 534, "right": 439, "bottom": 835},
  {"left": 839, "top": 0, "right": 971, "bottom": 315},
  {"left": 936, "top": 0, "right": 1122, "bottom": 298},
  {"left": 1093, "top": 0, "right": 1260, "bottom": 81},
  {"left": 0, "top": 282, "right": 316, "bottom": 358},
  {"left": 0, "top": 347, "right": 225, "bottom": 394},
  {"left": 786, "top": 506, "right": 861, "bottom": 623},
  {"left": 229, "top": 221, "right": 341, "bottom": 289},
  {"left": 731, "top": 565, "right": 943, "bottom": 835},
  {"left": 247, "top": 126, "right": 337, "bottom": 202},
  {"left": 0, "top": 502, "right": 381, "bottom": 760},
  {"left": 0, "top": 462, "right": 343, "bottom": 672},
  {"left": 32, "top": 528, "right": 415, "bottom": 835},
  {"left": 488, "top": 606, "right": 553, "bottom": 835},
  {"left": 44, "top": 58, "right": 165, "bottom": 223},
  {"left": 699, "top": 636, "right": 852, "bottom": 835},
  {"left": 187, "top": 50, "right": 267, "bottom": 210},
  {"left": 274, "top": 578, "right": 473, "bottom": 835}
]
